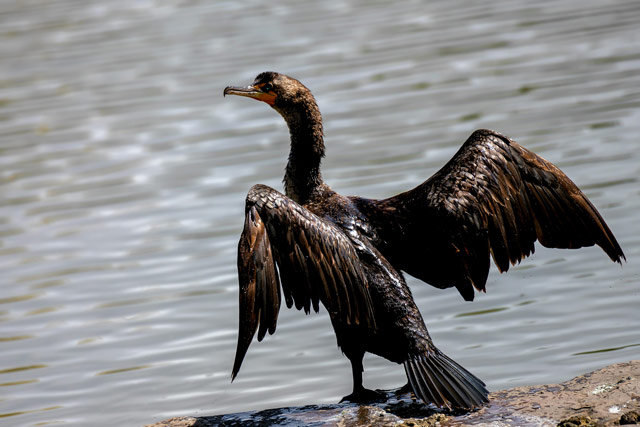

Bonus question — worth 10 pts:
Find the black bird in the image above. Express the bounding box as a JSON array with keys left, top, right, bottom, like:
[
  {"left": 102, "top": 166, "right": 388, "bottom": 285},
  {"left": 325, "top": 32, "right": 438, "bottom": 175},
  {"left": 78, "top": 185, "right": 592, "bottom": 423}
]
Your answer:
[{"left": 223, "top": 71, "right": 625, "bottom": 410}]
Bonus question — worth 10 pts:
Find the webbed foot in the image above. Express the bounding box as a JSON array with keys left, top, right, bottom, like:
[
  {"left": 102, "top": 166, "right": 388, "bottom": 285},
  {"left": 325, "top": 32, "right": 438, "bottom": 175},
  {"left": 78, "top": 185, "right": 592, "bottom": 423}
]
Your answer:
[{"left": 340, "top": 388, "right": 387, "bottom": 403}]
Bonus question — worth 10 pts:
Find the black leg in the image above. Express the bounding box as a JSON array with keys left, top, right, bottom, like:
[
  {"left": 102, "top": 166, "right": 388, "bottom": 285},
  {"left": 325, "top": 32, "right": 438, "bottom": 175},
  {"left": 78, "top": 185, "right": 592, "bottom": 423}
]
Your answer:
[
  {"left": 340, "top": 350, "right": 386, "bottom": 403},
  {"left": 350, "top": 351, "right": 364, "bottom": 394}
]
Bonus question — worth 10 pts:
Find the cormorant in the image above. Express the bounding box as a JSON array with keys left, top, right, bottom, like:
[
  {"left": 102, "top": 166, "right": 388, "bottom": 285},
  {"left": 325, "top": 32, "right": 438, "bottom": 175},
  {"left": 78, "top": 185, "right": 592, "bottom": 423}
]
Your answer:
[{"left": 223, "top": 71, "right": 625, "bottom": 410}]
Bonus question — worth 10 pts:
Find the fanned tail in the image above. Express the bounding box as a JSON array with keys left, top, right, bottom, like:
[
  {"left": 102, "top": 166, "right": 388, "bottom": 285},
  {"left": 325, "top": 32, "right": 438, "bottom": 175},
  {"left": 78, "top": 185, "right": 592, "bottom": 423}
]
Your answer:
[{"left": 404, "top": 348, "right": 488, "bottom": 410}]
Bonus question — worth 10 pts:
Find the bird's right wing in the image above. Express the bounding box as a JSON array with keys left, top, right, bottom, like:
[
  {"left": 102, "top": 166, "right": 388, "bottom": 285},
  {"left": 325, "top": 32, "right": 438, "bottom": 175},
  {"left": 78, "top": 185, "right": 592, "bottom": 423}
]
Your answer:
[{"left": 232, "top": 184, "right": 375, "bottom": 380}]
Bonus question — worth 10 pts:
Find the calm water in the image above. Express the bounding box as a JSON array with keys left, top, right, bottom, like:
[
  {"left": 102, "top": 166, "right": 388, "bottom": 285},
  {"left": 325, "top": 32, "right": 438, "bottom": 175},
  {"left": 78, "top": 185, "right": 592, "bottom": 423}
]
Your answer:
[{"left": 1, "top": 0, "right": 639, "bottom": 426}]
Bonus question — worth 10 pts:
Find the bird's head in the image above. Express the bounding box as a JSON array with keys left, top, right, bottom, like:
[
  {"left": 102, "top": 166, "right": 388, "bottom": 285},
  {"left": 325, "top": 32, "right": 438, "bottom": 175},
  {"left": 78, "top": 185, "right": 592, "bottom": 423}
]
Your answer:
[{"left": 224, "top": 72, "right": 318, "bottom": 119}]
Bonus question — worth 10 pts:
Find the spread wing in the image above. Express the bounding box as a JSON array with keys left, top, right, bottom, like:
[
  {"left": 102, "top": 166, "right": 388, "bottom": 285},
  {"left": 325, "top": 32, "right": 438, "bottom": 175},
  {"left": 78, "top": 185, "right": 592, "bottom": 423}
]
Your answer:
[
  {"left": 232, "top": 184, "right": 375, "bottom": 380},
  {"left": 356, "top": 129, "right": 625, "bottom": 301}
]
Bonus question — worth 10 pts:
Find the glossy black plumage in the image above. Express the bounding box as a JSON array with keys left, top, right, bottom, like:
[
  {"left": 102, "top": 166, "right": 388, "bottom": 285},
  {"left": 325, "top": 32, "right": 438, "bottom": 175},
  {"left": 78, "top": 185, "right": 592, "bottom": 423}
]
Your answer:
[
  {"left": 224, "top": 72, "right": 625, "bottom": 410},
  {"left": 355, "top": 129, "right": 625, "bottom": 301}
]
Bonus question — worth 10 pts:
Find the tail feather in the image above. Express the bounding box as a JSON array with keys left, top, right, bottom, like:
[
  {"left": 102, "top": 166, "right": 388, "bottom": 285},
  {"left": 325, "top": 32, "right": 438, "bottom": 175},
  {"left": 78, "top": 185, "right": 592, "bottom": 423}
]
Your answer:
[
  {"left": 433, "top": 350, "right": 487, "bottom": 394},
  {"left": 418, "top": 354, "right": 461, "bottom": 405},
  {"left": 404, "top": 348, "right": 489, "bottom": 410},
  {"left": 405, "top": 359, "right": 438, "bottom": 404},
  {"left": 423, "top": 354, "right": 474, "bottom": 408}
]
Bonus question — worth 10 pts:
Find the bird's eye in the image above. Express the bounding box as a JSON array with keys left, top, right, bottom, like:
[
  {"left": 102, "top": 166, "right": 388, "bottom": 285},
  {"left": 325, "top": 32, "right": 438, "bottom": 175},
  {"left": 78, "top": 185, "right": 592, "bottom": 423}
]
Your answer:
[{"left": 262, "top": 83, "right": 273, "bottom": 92}]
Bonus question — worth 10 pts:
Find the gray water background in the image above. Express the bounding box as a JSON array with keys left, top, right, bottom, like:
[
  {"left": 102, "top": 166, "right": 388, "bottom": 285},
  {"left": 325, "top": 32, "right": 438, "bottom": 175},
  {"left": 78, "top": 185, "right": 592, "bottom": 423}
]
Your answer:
[{"left": 1, "top": 0, "right": 639, "bottom": 425}]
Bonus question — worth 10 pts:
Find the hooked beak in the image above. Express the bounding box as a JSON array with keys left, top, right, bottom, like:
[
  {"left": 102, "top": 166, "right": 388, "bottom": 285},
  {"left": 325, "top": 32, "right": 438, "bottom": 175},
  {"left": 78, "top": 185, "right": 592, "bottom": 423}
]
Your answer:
[{"left": 223, "top": 85, "right": 276, "bottom": 106}]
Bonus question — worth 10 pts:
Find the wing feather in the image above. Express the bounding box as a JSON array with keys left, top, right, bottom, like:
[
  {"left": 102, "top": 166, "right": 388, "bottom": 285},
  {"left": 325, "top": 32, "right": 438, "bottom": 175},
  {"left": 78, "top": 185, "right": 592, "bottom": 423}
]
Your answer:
[
  {"left": 232, "top": 184, "right": 375, "bottom": 380},
  {"left": 355, "top": 129, "right": 625, "bottom": 301},
  {"left": 232, "top": 205, "right": 280, "bottom": 380}
]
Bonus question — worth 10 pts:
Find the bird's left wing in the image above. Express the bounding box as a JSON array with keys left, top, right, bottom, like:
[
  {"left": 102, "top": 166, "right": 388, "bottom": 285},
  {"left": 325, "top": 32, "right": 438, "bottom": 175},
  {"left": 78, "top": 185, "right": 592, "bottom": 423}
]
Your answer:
[
  {"left": 354, "top": 129, "right": 624, "bottom": 301},
  {"left": 232, "top": 184, "right": 375, "bottom": 380}
]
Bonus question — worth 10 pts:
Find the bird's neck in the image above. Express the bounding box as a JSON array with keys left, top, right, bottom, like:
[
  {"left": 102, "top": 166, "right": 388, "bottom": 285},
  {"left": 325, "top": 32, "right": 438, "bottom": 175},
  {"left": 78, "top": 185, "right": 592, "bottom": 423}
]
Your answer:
[{"left": 282, "top": 105, "right": 325, "bottom": 205}]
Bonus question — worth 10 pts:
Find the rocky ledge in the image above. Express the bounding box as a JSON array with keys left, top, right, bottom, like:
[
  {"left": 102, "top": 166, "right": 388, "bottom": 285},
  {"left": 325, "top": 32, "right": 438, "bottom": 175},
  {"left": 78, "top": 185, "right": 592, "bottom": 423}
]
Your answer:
[{"left": 147, "top": 360, "right": 639, "bottom": 426}]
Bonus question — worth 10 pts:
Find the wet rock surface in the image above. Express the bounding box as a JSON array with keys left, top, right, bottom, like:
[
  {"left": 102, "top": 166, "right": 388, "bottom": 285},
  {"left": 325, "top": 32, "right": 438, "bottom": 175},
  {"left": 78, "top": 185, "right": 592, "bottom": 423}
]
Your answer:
[{"left": 147, "top": 360, "right": 639, "bottom": 426}]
